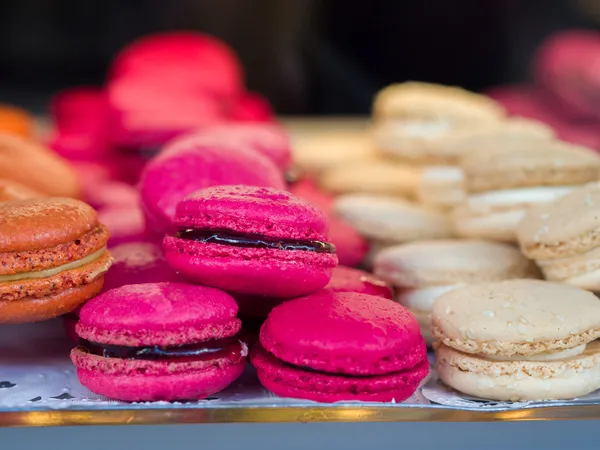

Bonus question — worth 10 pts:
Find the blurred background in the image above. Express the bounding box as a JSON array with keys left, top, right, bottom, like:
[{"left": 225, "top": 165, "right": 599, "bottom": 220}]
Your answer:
[{"left": 1, "top": 0, "right": 598, "bottom": 114}]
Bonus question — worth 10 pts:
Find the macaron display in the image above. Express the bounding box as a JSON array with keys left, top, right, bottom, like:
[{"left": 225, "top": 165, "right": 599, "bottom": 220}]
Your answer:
[
  {"left": 164, "top": 185, "right": 338, "bottom": 298},
  {"left": 432, "top": 280, "right": 600, "bottom": 401},
  {"left": 252, "top": 291, "right": 429, "bottom": 402},
  {"left": 326, "top": 265, "right": 393, "bottom": 299},
  {"left": 374, "top": 240, "right": 540, "bottom": 344},
  {"left": 0, "top": 198, "right": 112, "bottom": 323},
  {"left": 139, "top": 131, "right": 286, "bottom": 234},
  {"left": 517, "top": 182, "right": 600, "bottom": 290},
  {"left": 452, "top": 141, "right": 600, "bottom": 242},
  {"left": 71, "top": 282, "right": 247, "bottom": 401},
  {"left": 334, "top": 194, "right": 452, "bottom": 246}
]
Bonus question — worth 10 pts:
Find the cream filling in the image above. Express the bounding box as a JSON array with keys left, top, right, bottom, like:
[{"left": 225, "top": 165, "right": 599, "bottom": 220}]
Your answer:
[
  {"left": 397, "top": 285, "right": 463, "bottom": 312},
  {"left": 0, "top": 247, "right": 107, "bottom": 282},
  {"left": 485, "top": 344, "right": 587, "bottom": 362},
  {"left": 466, "top": 186, "right": 577, "bottom": 209},
  {"left": 397, "top": 120, "right": 452, "bottom": 138}
]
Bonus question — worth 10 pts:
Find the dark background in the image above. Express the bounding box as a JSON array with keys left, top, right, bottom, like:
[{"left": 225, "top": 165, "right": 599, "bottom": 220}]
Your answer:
[{"left": 0, "top": 0, "right": 597, "bottom": 114}]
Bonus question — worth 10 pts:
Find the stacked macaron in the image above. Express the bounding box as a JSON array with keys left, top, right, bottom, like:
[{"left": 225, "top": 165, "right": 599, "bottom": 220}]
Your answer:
[
  {"left": 374, "top": 240, "right": 540, "bottom": 345},
  {"left": 252, "top": 291, "right": 429, "bottom": 402},
  {"left": 452, "top": 141, "right": 600, "bottom": 242},
  {"left": 517, "top": 182, "right": 600, "bottom": 290},
  {"left": 432, "top": 280, "right": 600, "bottom": 401}
]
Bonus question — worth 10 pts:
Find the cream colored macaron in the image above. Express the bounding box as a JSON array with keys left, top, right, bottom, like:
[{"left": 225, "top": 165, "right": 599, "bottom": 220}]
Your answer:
[
  {"left": 417, "top": 166, "right": 466, "bottom": 210},
  {"left": 372, "top": 82, "right": 505, "bottom": 164},
  {"left": 517, "top": 182, "right": 600, "bottom": 290},
  {"left": 334, "top": 194, "right": 452, "bottom": 244},
  {"left": 453, "top": 141, "right": 600, "bottom": 242},
  {"left": 319, "top": 159, "right": 420, "bottom": 198},
  {"left": 374, "top": 240, "right": 539, "bottom": 345},
  {"left": 292, "top": 131, "right": 375, "bottom": 174},
  {"left": 432, "top": 279, "right": 600, "bottom": 401}
]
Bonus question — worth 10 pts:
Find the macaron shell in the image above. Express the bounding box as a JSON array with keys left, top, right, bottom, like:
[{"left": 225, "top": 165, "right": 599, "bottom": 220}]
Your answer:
[
  {"left": 0, "top": 277, "right": 104, "bottom": 324},
  {"left": 436, "top": 342, "right": 600, "bottom": 401},
  {"left": 0, "top": 180, "right": 44, "bottom": 202},
  {"left": 327, "top": 216, "right": 369, "bottom": 267},
  {"left": 72, "top": 348, "right": 245, "bottom": 401},
  {"left": 77, "top": 282, "right": 241, "bottom": 346},
  {"left": 326, "top": 266, "right": 393, "bottom": 300},
  {"left": 431, "top": 279, "right": 600, "bottom": 357},
  {"left": 252, "top": 344, "right": 428, "bottom": 403},
  {"left": 163, "top": 238, "right": 336, "bottom": 298},
  {"left": 174, "top": 185, "right": 329, "bottom": 242},
  {"left": 260, "top": 291, "right": 427, "bottom": 376}
]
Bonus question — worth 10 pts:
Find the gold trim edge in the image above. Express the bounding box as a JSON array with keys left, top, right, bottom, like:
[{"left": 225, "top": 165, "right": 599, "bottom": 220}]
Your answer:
[{"left": 2, "top": 404, "right": 600, "bottom": 427}]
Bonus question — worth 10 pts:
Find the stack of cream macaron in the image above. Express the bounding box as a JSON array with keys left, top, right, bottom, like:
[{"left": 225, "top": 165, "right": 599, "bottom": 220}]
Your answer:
[{"left": 373, "top": 240, "right": 540, "bottom": 345}]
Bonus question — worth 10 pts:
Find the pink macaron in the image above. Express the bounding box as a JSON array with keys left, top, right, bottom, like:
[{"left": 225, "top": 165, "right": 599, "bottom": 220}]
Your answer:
[
  {"left": 164, "top": 185, "right": 338, "bottom": 298},
  {"left": 71, "top": 282, "right": 247, "bottom": 401},
  {"left": 139, "top": 132, "right": 286, "bottom": 235},
  {"left": 252, "top": 291, "right": 428, "bottom": 403},
  {"left": 326, "top": 266, "right": 393, "bottom": 299},
  {"left": 102, "top": 242, "right": 181, "bottom": 292},
  {"left": 98, "top": 205, "right": 149, "bottom": 247},
  {"left": 227, "top": 91, "right": 274, "bottom": 122}
]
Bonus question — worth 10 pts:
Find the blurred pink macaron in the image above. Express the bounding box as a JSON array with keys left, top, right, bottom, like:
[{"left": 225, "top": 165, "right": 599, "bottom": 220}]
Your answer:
[
  {"left": 326, "top": 266, "right": 393, "bottom": 299},
  {"left": 71, "top": 282, "right": 247, "bottom": 401},
  {"left": 227, "top": 91, "right": 274, "bottom": 122},
  {"left": 139, "top": 132, "right": 286, "bottom": 235},
  {"left": 163, "top": 185, "right": 338, "bottom": 298},
  {"left": 98, "top": 204, "right": 149, "bottom": 247}
]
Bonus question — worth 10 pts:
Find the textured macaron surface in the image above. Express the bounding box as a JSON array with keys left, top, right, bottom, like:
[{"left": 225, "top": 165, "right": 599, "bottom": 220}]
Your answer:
[
  {"left": 432, "top": 279, "right": 600, "bottom": 356},
  {"left": 518, "top": 182, "right": 600, "bottom": 259},
  {"left": 326, "top": 266, "right": 393, "bottom": 300},
  {"left": 77, "top": 282, "right": 241, "bottom": 346},
  {"left": 260, "top": 291, "right": 426, "bottom": 376},
  {"left": 174, "top": 185, "right": 330, "bottom": 241},
  {"left": 252, "top": 343, "right": 428, "bottom": 403},
  {"left": 374, "top": 240, "right": 539, "bottom": 288},
  {"left": 139, "top": 133, "right": 286, "bottom": 233}
]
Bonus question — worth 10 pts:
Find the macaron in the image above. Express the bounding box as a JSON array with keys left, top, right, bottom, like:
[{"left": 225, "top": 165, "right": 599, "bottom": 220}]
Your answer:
[
  {"left": 326, "top": 265, "right": 393, "bottom": 299},
  {"left": 252, "top": 291, "right": 429, "bottom": 402},
  {"left": 98, "top": 205, "right": 148, "bottom": 247},
  {"left": 517, "top": 182, "right": 600, "bottom": 290},
  {"left": 319, "top": 159, "right": 419, "bottom": 198},
  {"left": 453, "top": 141, "right": 600, "bottom": 242},
  {"left": 0, "top": 133, "right": 80, "bottom": 198},
  {"left": 139, "top": 131, "right": 286, "bottom": 234},
  {"left": 0, "top": 180, "right": 44, "bottom": 202},
  {"left": 0, "top": 198, "right": 112, "bottom": 323},
  {"left": 228, "top": 91, "right": 274, "bottom": 122},
  {"left": 102, "top": 241, "right": 181, "bottom": 292},
  {"left": 0, "top": 104, "right": 33, "bottom": 138},
  {"left": 372, "top": 82, "right": 505, "bottom": 164},
  {"left": 164, "top": 186, "right": 338, "bottom": 298},
  {"left": 374, "top": 240, "right": 540, "bottom": 344},
  {"left": 416, "top": 166, "right": 466, "bottom": 211},
  {"left": 292, "top": 131, "right": 375, "bottom": 174},
  {"left": 432, "top": 279, "right": 600, "bottom": 401},
  {"left": 71, "top": 282, "right": 247, "bottom": 401},
  {"left": 334, "top": 194, "right": 452, "bottom": 245}
]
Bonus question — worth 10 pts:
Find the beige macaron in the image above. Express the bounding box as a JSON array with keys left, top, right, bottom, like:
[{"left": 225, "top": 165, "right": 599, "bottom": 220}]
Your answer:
[
  {"left": 417, "top": 166, "right": 466, "bottom": 210},
  {"left": 372, "top": 82, "right": 505, "bottom": 164},
  {"left": 374, "top": 240, "right": 539, "bottom": 345},
  {"left": 292, "top": 130, "right": 375, "bottom": 174},
  {"left": 319, "top": 159, "right": 420, "bottom": 197},
  {"left": 517, "top": 182, "right": 600, "bottom": 290},
  {"left": 432, "top": 279, "right": 600, "bottom": 401},
  {"left": 452, "top": 141, "right": 600, "bottom": 242},
  {"left": 334, "top": 194, "right": 452, "bottom": 244}
]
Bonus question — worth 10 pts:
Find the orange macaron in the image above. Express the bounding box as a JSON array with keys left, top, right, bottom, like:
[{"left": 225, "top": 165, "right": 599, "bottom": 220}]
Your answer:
[
  {"left": 0, "top": 104, "right": 33, "bottom": 138},
  {"left": 0, "top": 198, "right": 113, "bottom": 323}
]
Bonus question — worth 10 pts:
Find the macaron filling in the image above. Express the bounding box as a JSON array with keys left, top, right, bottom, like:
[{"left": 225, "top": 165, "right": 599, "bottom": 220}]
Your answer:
[
  {"left": 484, "top": 344, "right": 587, "bottom": 362},
  {"left": 78, "top": 336, "right": 248, "bottom": 363},
  {"left": 465, "top": 185, "right": 577, "bottom": 209},
  {"left": 175, "top": 228, "right": 336, "bottom": 253},
  {"left": 0, "top": 247, "right": 107, "bottom": 282}
]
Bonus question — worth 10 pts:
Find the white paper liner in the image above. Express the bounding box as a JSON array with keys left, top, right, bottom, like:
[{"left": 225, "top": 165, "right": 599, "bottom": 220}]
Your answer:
[{"left": 2, "top": 321, "right": 600, "bottom": 412}]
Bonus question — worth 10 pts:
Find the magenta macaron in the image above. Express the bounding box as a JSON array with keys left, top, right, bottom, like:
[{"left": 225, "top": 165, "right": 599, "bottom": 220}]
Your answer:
[
  {"left": 252, "top": 291, "right": 428, "bottom": 403},
  {"left": 71, "top": 282, "right": 247, "bottom": 401},
  {"left": 164, "top": 185, "right": 338, "bottom": 298},
  {"left": 139, "top": 132, "right": 286, "bottom": 235},
  {"left": 326, "top": 266, "right": 393, "bottom": 299}
]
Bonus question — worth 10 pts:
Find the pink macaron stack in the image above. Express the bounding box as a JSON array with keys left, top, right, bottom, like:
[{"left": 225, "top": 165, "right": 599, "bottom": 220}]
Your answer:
[
  {"left": 252, "top": 291, "right": 428, "bottom": 403},
  {"left": 486, "top": 28, "right": 600, "bottom": 151},
  {"left": 71, "top": 283, "right": 247, "bottom": 401}
]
